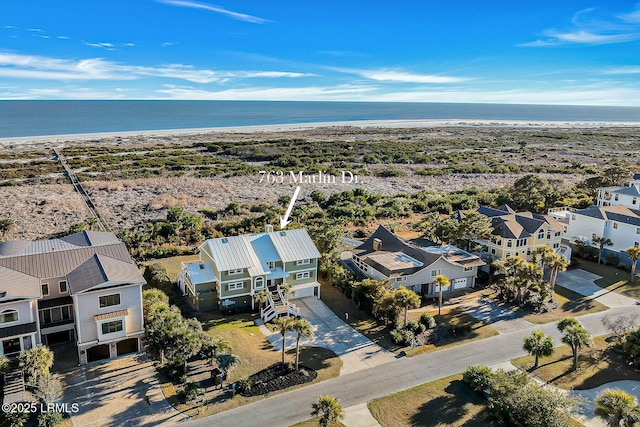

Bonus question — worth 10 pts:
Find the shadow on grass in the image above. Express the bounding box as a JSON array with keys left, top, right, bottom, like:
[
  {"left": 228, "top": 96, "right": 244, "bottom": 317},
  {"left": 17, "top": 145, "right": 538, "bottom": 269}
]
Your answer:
[{"left": 409, "top": 380, "right": 493, "bottom": 427}]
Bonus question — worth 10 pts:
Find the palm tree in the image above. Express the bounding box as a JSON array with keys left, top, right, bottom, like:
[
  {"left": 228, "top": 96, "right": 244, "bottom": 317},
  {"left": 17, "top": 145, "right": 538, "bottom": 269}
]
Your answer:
[
  {"left": 253, "top": 289, "right": 269, "bottom": 313},
  {"left": 559, "top": 320, "right": 593, "bottom": 371},
  {"left": 394, "top": 286, "right": 421, "bottom": 327},
  {"left": 547, "top": 253, "right": 570, "bottom": 293},
  {"left": 292, "top": 319, "right": 314, "bottom": 371},
  {"left": 523, "top": 330, "right": 554, "bottom": 369},
  {"left": 280, "top": 283, "right": 296, "bottom": 307},
  {"left": 272, "top": 317, "right": 295, "bottom": 364},
  {"left": 215, "top": 353, "right": 239, "bottom": 388},
  {"left": 433, "top": 275, "right": 450, "bottom": 316},
  {"left": 0, "top": 355, "right": 9, "bottom": 379},
  {"left": 595, "top": 388, "right": 640, "bottom": 426},
  {"left": 18, "top": 346, "right": 54, "bottom": 386},
  {"left": 311, "top": 395, "right": 345, "bottom": 427},
  {"left": 593, "top": 236, "right": 614, "bottom": 265},
  {"left": 85, "top": 216, "right": 99, "bottom": 231},
  {"left": 532, "top": 245, "right": 555, "bottom": 273},
  {"left": 200, "top": 336, "right": 231, "bottom": 365},
  {"left": 626, "top": 246, "right": 640, "bottom": 282}
]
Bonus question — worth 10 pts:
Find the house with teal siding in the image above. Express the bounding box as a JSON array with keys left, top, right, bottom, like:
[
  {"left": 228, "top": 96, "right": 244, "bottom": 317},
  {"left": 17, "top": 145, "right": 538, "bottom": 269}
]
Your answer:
[{"left": 177, "top": 226, "right": 321, "bottom": 321}]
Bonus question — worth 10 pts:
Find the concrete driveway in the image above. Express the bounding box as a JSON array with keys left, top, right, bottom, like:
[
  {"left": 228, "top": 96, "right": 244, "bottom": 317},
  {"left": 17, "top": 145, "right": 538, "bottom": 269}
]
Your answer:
[
  {"left": 263, "top": 297, "right": 396, "bottom": 375},
  {"left": 63, "top": 353, "right": 186, "bottom": 427},
  {"left": 557, "top": 269, "right": 638, "bottom": 308},
  {"left": 457, "top": 298, "right": 534, "bottom": 333},
  {"left": 572, "top": 380, "right": 640, "bottom": 427}
]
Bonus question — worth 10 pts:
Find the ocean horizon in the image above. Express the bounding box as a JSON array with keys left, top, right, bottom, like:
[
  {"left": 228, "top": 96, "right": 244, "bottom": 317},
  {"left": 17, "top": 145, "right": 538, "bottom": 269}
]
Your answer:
[{"left": 2, "top": 100, "right": 640, "bottom": 138}]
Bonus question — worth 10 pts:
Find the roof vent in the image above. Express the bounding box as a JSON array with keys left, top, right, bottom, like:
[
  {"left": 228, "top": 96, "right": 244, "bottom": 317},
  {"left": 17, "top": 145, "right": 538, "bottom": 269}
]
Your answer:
[
  {"left": 265, "top": 224, "right": 274, "bottom": 233},
  {"left": 199, "top": 264, "right": 205, "bottom": 270},
  {"left": 279, "top": 231, "right": 286, "bottom": 236},
  {"left": 221, "top": 238, "right": 228, "bottom": 243},
  {"left": 373, "top": 238, "right": 382, "bottom": 251}
]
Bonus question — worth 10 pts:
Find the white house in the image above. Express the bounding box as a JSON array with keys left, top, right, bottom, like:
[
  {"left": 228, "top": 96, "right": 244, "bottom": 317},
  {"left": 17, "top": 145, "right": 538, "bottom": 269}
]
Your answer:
[
  {"left": 351, "top": 226, "right": 485, "bottom": 295},
  {"left": 0, "top": 231, "right": 145, "bottom": 364},
  {"left": 597, "top": 174, "right": 640, "bottom": 209},
  {"left": 565, "top": 204, "right": 640, "bottom": 268}
]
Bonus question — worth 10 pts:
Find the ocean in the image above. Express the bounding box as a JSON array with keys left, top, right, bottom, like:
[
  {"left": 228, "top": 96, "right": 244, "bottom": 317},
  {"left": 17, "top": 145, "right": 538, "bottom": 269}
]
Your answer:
[{"left": 1, "top": 100, "right": 640, "bottom": 138}]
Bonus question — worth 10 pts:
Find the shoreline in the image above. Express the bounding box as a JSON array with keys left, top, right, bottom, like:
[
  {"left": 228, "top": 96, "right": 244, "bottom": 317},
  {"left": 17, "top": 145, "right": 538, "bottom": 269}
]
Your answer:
[{"left": 2, "top": 118, "right": 640, "bottom": 146}]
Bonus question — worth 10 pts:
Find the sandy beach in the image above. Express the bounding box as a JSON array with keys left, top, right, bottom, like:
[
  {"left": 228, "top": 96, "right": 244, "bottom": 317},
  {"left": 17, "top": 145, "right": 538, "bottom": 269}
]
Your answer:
[{"left": 2, "top": 119, "right": 640, "bottom": 148}]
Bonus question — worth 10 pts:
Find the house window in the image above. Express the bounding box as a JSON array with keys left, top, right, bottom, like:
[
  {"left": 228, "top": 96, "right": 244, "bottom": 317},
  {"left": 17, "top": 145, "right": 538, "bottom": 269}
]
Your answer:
[
  {"left": 296, "top": 259, "right": 311, "bottom": 265},
  {"left": 42, "top": 309, "right": 52, "bottom": 324},
  {"left": 99, "top": 294, "right": 121, "bottom": 308},
  {"left": 571, "top": 214, "right": 576, "bottom": 220},
  {"left": 430, "top": 269, "right": 441, "bottom": 277},
  {"left": 634, "top": 242, "right": 639, "bottom": 248},
  {"left": 61, "top": 306, "right": 70, "bottom": 320},
  {"left": 396, "top": 276, "right": 407, "bottom": 282},
  {"left": 463, "top": 267, "right": 473, "bottom": 272},
  {"left": 0, "top": 310, "right": 18, "bottom": 324},
  {"left": 228, "top": 282, "right": 243, "bottom": 291},
  {"left": 506, "top": 253, "right": 512, "bottom": 258},
  {"left": 636, "top": 227, "right": 640, "bottom": 235},
  {"left": 507, "top": 240, "right": 513, "bottom": 248},
  {"left": 613, "top": 222, "right": 619, "bottom": 229},
  {"left": 227, "top": 269, "right": 243, "bottom": 275},
  {"left": 553, "top": 243, "right": 559, "bottom": 249},
  {"left": 59, "top": 281, "right": 67, "bottom": 293},
  {"left": 538, "top": 232, "right": 544, "bottom": 239},
  {"left": 267, "top": 262, "right": 276, "bottom": 270},
  {"left": 101, "top": 320, "right": 123, "bottom": 335},
  {"left": 634, "top": 198, "right": 638, "bottom": 205},
  {"left": 516, "top": 238, "right": 527, "bottom": 247},
  {"left": 296, "top": 271, "right": 311, "bottom": 280},
  {"left": 546, "top": 233, "right": 551, "bottom": 240},
  {"left": 614, "top": 194, "right": 619, "bottom": 201},
  {"left": 254, "top": 277, "right": 264, "bottom": 289},
  {"left": 555, "top": 232, "right": 561, "bottom": 237},
  {"left": 491, "top": 248, "right": 496, "bottom": 255},
  {"left": 41, "top": 283, "right": 49, "bottom": 296}
]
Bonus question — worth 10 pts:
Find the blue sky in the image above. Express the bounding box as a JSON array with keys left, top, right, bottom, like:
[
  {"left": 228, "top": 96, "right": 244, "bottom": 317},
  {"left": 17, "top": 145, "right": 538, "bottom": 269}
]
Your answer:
[{"left": 1, "top": 1, "right": 640, "bottom": 105}]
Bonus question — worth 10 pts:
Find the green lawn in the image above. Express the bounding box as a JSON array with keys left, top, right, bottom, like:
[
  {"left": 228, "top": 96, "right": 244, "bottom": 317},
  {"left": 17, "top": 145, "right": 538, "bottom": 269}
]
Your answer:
[
  {"left": 161, "top": 312, "right": 342, "bottom": 419},
  {"left": 368, "top": 374, "right": 498, "bottom": 427},
  {"left": 519, "top": 285, "right": 608, "bottom": 324},
  {"left": 140, "top": 254, "right": 200, "bottom": 281},
  {"left": 512, "top": 335, "right": 640, "bottom": 390},
  {"left": 405, "top": 307, "right": 500, "bottom": 357}
]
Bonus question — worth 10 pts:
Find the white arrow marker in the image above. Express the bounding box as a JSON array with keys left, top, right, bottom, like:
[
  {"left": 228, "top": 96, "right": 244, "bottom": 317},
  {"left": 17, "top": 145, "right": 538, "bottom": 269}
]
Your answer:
[{"left": 280, "top": 186, "right": 301, "bottom": 230}]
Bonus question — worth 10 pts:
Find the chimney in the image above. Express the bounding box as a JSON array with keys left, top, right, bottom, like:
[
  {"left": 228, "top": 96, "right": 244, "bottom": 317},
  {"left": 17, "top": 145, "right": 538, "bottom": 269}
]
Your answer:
[
  {"left": 373, "top": 238, "right": 382, "bottom": 251},
  {"left": 265, "top": 224, "right": 274, "bottom": 233}
]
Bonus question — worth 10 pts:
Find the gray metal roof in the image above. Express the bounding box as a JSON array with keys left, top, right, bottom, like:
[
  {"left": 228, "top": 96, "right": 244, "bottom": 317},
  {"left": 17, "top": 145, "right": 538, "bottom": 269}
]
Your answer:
[
  {"left": 186, "top": 262, "right": 217, "bottom": 285},
  {"left": 0, "top": 243, "right": 132, "bottom": 279},
  {"left": 0, "top": 265, "right": 41, "bottom": 298},
  {"left": 203, "top": 228, "right": 319, "bottom": 273},
  {"left": 268, "top": 229, "right": 321, "bottom": 263},
  {"left": 67, "top": 253, "right": 145, "bottom": 293},
  {"left": 60, "top": 230, "right": 120, "bottom": 247},
  {"left": 613, "top": 186, "right": 640, "bottom": 197}
]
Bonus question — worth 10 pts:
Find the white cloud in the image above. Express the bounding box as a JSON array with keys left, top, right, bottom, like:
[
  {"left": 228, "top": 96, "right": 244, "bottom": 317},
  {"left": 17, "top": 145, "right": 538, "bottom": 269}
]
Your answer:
[
  {"left": 156, "top": 84, "right": 374, "bottom": 100},
  {"left": 156, "top": 0, "right": 268, "bottom": 23},
  {"left": 0, "top": 52, "right": 314, "bottom": 83},
  {"left": 603, "top": 66, "right": 640, "bottom": 75},
  {"left": 83, "top": 42, "right": 116, "bottom": 50},
  {"left": 331, "top": 67, "right": 468, "bottom": 84},
  {"left": 522, "top": 6, "right": 640, "bottom": 47}
]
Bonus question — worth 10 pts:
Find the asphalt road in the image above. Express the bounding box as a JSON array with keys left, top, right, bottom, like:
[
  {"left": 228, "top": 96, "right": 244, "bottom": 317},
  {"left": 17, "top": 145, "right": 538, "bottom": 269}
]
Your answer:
[{"left": 176, "top": 306, "right": 640, "bottom": 427}]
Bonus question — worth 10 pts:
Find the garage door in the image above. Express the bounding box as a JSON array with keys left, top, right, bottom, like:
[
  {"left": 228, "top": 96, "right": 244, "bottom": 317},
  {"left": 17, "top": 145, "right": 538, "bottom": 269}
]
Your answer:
[
  {"left": 453, "top": 278, "right": 468, "bottom": 289},
  {"left": 116, "top": 338, "right": 139, "bottom": 356},
  {"left": 87, "top": 344, "right": 110, "bottom": 362},
  {"left": 293, "top": 286, "right": 315, "bottom": 298}
]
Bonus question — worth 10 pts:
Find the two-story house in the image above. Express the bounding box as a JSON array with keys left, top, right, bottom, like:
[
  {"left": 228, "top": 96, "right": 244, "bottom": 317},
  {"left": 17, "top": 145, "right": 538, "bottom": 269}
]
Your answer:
[
  {"left": 597, "top": 174, "right": 640, "bottom": 209},
  {"left": 564, "top": 204, "right": 640, "bottom": 268},
  {"left": 177, "top": 226, "right": 321, "bottom": 322},
  {"left": 473, "top": 205, "right": 570, "bottom": 262},
  {"left": 351, "top": 226, "right": 485, "bottom": 296},
  {"left": 0, "top": 231, "right": 145, "bottom": 364}
]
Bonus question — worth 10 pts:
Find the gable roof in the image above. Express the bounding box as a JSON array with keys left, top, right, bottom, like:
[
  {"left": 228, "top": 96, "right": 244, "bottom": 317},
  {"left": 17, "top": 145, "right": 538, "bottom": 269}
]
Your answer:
[
  {"left": 66, "top": 253, "right": 145, "bottom": 293},
  {"left": 203, "top": 228, "right": 320, "bottom": 274},
  {"left": 613, "top": 186, "right": 640, "bottom": 197},
  {"left": 0, "top": 266, "right": 40, "bottom": 299},
  {"left": 0, "top": 232, "right": 142, "bottom": 295}
]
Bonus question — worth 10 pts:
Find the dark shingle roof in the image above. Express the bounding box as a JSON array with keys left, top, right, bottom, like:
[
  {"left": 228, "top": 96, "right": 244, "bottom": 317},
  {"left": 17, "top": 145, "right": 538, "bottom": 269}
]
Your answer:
[
  {"left": 66, "top": 253, "right": 145, "bottom": 294},
  {"left": 613, "top": 186, "right": 640, "bottom": 197}
]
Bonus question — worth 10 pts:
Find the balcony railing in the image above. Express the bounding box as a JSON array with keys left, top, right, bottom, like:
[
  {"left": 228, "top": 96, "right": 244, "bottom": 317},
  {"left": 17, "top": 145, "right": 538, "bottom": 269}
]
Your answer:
[{"left": 40, "top": 318, "right": 74, "bottom": 329}]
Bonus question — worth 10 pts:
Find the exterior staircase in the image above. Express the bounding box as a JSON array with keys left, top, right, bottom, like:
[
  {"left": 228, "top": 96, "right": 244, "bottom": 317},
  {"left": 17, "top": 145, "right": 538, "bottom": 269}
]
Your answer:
[
  {"left": 261, "top": 286, "right": 300, "bottom": 322},
  {"left": 2, "top": 359, "right": 26, "bottom": 404}
]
